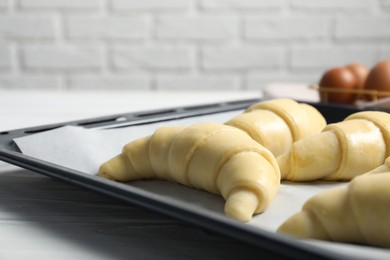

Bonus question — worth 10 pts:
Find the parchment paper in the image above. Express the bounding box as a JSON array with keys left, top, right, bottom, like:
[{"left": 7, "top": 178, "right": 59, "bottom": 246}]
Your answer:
[{"left": 13, "top": 110, "right": 390, "bottom": 259}]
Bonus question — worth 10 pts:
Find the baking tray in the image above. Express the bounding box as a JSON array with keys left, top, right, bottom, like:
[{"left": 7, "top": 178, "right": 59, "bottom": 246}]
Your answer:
[{"left": 0, "top": 98, "right": 386, "bottom": 259}]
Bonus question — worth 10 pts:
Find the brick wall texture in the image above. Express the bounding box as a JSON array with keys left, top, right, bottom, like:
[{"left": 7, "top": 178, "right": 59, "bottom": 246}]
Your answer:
[{"left": 0, "top": 0, "right": 389, "bottom": 90}]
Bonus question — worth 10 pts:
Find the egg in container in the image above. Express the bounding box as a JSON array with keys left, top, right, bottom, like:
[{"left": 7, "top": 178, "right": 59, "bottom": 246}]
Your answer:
[{"left": 314, "top": 60, "right": 390, "bottom": 105}]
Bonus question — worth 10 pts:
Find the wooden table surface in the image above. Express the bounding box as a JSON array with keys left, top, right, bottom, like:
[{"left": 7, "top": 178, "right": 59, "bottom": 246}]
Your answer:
[{"left": 0, "top": 90, "right": 289, "bottom": 260}]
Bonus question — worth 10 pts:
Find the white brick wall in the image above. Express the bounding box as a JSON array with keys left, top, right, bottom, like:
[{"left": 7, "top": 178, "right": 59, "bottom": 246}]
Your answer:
[
  {"left": 244, "top": 18, "right": 329, "bottom": 40},
  {"left": 22, "top": 46, "right": 103, "bottom": 70},
  {"left": 200, "top": 0, "right": 283, "bottom": 10},
  {"left": 335, "top": 18, "right": 390, "bottom": 39},
  {"left": 290, "top": 47, "right": 376, "bottom": 70},
  {"left": 110, "top": 0, "right": 190, "bottom": 12},
  {"left": 18, "top": 0, "right": 100, "bottom": 10},
  {"left": 68, "top": 76, "right": 149, "bottom": 90},
  {"left": 111, "top": 46, "right": 192, "bottom": 71},
  {"left": 201, "top": 47, "right": 281, "bottom": 70},
  {"left": 290, "top": 0, "right": 371, "bottom": 11},
  {"left": 0, "top": 46, "right": 11, "bottom": 70},
  {"left": 156, "top": 16, "right": 238, "bottom": 41},
  {"left": 0, "top": 0, "right": 388, "bottom": 90},
  {"left": 65, "top": 17, "right": 148, "bottom": 41},
  {"left": 0, "top": 0, "right": 7, "bottom": 9},
  {"left": 385, "top": 0, "right": 390, "bottom": 9},
  {"left": 0, "top": 16, "right": 55, "bottom": 39}
]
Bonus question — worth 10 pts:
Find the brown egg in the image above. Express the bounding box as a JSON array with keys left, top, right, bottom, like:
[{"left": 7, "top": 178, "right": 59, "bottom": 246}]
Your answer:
[
  {"left": 364, "top": 60, "right": 390, "bottom": 101},
  {"left": 345, "top": 63, "right": 369, "bottom": 89},
  {"left": 319, "top": 67, "right": 358, "bottom": 104}
]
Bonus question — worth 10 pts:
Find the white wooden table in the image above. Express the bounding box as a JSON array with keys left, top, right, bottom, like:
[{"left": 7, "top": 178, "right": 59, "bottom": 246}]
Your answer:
[{"left": 0, "top": 90, "right": 284, "bottom": 260}]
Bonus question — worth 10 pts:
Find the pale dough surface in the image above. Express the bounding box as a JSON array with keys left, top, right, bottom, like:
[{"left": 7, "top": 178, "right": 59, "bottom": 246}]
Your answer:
[
  {"left": 99, "top": 122, "right": 281, "bottom": 222},
  {"left": 277, "top": 171, "right": 390, "bottom": 248},
  {"left": 277, "top": 111, "right": 390, "bottom": 181}
]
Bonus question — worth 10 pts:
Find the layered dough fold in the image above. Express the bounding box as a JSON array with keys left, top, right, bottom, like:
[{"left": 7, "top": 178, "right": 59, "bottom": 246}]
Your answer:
[
  {"left": 225, "top": 98, "right": 326, "bottom": 156},
  {"left": 277, "top": 111, "right": 390, "bottom": 181},
  {"left": 99, "top": 123, "right": 280, "bottom": 222},
  {"left": 277, "top": 171, "right": 390, "bottom": 248}
]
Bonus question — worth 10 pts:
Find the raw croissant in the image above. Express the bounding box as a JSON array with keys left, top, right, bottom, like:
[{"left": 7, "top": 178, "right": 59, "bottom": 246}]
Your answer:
[
  {"left": 365, "top": 156, "right": 390, "bottom": 175},
  {"left": 277, "top": 111, "right": 390, "bottom": 181},
  {"left": 225, "top": 98, "right": 326, "bottom": 156},
  {"left": 277, "top": 172, "right": 390, "bottom": 248},
  {"left": 98, "top": 122, "right": 280, "bottom": 222}
]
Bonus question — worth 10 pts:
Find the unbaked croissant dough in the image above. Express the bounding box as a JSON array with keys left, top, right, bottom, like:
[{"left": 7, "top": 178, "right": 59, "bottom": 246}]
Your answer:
[
  {"left": 225, "top": 98, "right": 326, "bottom": 156},
  {"left": 277, "top": 172, "right": 390, "bottom": 248},
  {"left": 277, "top": 111, "right": 390, "bottom": 181},
  {"left": 98, "top": 122, "right": 280, "bottom": 222},
  {"left": 365, "top": 156, "right": 390, "bottom": 175}
]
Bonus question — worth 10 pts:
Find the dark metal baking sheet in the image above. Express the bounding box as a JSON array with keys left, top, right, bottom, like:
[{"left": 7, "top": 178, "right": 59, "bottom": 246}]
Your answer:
[{"left": 0, "top": 98, "right": 384, "bottom": 259}]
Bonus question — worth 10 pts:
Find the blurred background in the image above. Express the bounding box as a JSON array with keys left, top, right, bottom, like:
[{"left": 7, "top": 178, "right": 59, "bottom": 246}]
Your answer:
[{"left": 0, "top": 0, "right": 389, "bottom": 91}]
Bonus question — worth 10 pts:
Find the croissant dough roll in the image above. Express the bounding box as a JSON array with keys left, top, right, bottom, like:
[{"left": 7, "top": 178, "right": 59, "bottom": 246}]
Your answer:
[
  {"left": 277, "top": 172, "right": 390, "bottom": 248},
  {"left": 225, "top": 98, "right": 326, "bottom": 156},
  {"left": 365, "top": 156, "right": 390, "bottom": 175},
  {"left": 277, "top": 111, "right": 390, "bottom": 181},
  {"left": 99, "top": 122, "right": 280, "bottom": 222}
]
